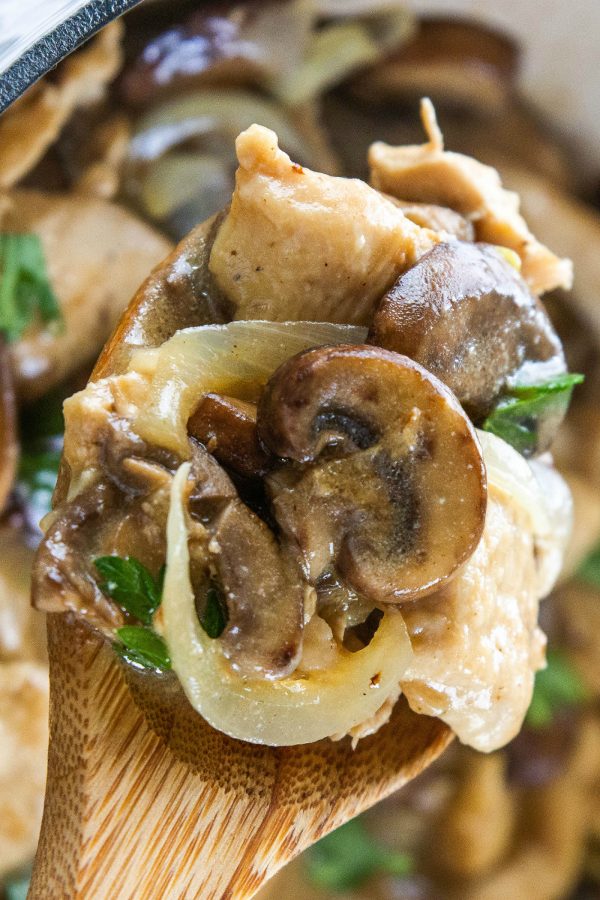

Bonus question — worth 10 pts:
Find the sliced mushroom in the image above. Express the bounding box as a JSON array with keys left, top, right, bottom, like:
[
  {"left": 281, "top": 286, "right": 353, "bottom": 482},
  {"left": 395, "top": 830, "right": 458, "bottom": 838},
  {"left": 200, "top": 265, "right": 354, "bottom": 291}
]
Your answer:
[
  {"left": 258, "top": 344, "right": 486, "bottom": 603},
  {"left": 369, "top": 241, "right": 566, "bottom": 422},
  {"left": 120, "top": 7, "right": 275, "bottom": 106},
  {"left": 188, "top": 393, "right": 272, "bottom": 479},
  {"left": 351, "top": 18, "right": 519, "bottom": 116},
  {"left": 32, "top": 481, "right": 126, "bottom": 633},
  {"left": 0, "top": 337, "right": 18, "bottom": 515},
  {"left": 188, "top": 443, "right": 304, "bottom": 679},
  {"left": 33, "top": 382, "right": 176, "bottom": 634}
]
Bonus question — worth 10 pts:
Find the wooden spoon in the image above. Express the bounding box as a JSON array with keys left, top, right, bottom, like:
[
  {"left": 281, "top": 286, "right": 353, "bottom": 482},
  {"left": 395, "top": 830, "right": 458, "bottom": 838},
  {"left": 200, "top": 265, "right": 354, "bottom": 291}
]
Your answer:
[{"left": 29, "top": 215, "right": 453, "bottom": 899}]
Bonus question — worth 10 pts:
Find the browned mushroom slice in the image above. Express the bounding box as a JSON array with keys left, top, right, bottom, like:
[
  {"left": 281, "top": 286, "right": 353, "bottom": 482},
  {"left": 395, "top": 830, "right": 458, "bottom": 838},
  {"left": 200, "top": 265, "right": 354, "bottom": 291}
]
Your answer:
[
  {"left": 188, "top": 393, "right": 272, "bottom": 479},
  {"left": 0, "top": 337, "right": 18, "bottom": 515},
  {"left": 352, "top": 18, "right": 519, "bottom": 115},
  {"left": 258, "top": 345, "right": 486, "bottom": 603},
  {"left": 188, "top": 443, "right": 303, "bottom": 679},
  {"left": 120, "top": 7, "right": 272, "bottom": 106},
  {"left": 32, "top": 481, "right": 126, "bottom": 634},
  {"left": 369, "top": 241, "right": 566, "bottom": 422}
]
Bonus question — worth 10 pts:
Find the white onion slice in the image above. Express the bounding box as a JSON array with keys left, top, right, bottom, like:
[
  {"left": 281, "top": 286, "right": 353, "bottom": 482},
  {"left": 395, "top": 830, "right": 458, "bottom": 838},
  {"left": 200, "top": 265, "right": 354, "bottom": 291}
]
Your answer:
[
  {"left": 477, "top": 429, "right": 552, "bottom": 537},
  {"left": 130, "top": 321, "right": 367, "bottom": 455},
  {"left": 478, "top": 429, "right": 571, "bottom": 594},
  {"left": 161, "top": 462, "right": 412, "bottom": 746}
]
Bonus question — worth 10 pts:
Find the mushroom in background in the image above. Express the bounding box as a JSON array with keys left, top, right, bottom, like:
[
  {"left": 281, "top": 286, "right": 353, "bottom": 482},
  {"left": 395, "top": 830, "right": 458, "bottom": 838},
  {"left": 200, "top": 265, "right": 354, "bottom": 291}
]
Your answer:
[{"left": 351, "top": 17, "right": 520, "bottom": 117}]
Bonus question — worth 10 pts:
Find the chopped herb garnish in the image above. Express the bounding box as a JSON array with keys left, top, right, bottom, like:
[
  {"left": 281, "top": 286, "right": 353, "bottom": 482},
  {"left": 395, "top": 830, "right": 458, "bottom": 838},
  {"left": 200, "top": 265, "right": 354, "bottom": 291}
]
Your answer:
[
  {"left": 508, "top": 373, "right": 585, "bottom": 398},
  {"left": 526, "top": 649, "right": 588, "bottom": 729},
  {"left": 116, "top": 626, "right": 171, "bottom": 672},
  {"left": 199, "top": 585, "right": 228, "bottom": 638},
  {"left": 95, "top": 556, "right": 169, "bottom": 671},
  {"left": 483, "top": 373, "right": 584, "bottom": 455},
  {"left": 94, "top": 556, "right": 164, "bottom": 625},
  {"left": 305, "top": 818, "right": 413, "bottom": 892},
  {"left": 16, "top": 437, "right": 62, "bottom": 526},
  {"left": 577, "top": 544, "right": 600, "bottom": 589},
  {"left": 0, "top": 233, "right": 61, "bottom": 342}
]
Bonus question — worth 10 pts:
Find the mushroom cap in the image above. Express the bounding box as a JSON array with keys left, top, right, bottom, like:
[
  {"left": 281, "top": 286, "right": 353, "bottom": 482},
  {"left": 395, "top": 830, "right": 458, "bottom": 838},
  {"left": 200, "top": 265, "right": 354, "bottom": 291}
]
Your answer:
[
  {"left": 369, "top": 241, "right": 566, "bottom": 422},
  {"left": 258, "top": 344, "right": 487, "bottom": 603}
]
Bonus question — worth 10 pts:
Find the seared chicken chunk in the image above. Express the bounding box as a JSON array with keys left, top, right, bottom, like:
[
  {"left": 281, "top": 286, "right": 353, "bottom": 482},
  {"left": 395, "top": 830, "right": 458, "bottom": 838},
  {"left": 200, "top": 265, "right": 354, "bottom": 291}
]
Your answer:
[
  {"left": 369, "top": 100, "right": 572, "bottom": 296},
  {"left": 401, "top": 483, "right": 549, "bottom": 753},
  {"left": 209, "top": 124, "right": 439, "bottom": 325}
]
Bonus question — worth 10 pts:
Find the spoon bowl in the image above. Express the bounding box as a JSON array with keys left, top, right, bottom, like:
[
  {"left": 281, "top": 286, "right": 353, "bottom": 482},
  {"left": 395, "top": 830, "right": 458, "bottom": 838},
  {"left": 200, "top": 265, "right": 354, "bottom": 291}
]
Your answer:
[{"left": 30, "top": 212, "right": 453, "bottom": 899}]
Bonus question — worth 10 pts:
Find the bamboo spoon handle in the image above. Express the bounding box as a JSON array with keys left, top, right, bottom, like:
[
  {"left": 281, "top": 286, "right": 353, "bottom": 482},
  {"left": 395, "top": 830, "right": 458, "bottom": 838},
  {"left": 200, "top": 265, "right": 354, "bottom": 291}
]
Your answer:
[{"left": 30, "top": 616, "right": 451, "bottom": 899}]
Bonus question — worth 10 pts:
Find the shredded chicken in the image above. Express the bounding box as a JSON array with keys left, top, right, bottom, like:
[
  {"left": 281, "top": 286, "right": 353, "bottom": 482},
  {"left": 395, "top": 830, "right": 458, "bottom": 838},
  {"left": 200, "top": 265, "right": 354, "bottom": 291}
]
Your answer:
[
  {"left": 400, "top": 483, "right": 548, "bottom": 753},
  {"left": 209, "top": 124, "right": 439, "bottom": 325},
  {"left": 0, "top": 22, "right": 124, "bottom": 191},
  {"left": 369, "top": 99, "right": 572, "bottom": 296}
]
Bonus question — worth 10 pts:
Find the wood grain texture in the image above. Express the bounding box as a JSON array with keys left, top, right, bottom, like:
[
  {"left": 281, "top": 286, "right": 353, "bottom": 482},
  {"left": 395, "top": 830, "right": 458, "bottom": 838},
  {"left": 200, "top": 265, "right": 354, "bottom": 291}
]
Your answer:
[{"left": 29, "top": 615, "right": 451, "bottom": 899}]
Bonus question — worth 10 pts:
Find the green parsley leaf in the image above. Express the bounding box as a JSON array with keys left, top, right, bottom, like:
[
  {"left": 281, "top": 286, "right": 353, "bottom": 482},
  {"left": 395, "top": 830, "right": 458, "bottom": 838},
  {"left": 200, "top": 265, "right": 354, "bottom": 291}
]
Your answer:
[
  {"left": 200, "top": 586, "right": 228, "bottom": 638},
  {"left": 508, "top": 373, "right": 585, "bottom": 398},
  {"left": 483, "top": 373, "right": 584, "bottom": 456},
  {"left": 305, "top": 818, "right": 413, "bottom": 892},
  {"left": 95, "top": 556, "right": 163, "bottom": 625},
  {"left": 577, "top": 544, "right": 600, "bottom": 588},
  {"left": 526, "top": 649, "right": 588, "bottom": 729},
  {"left": 116, "top": 626, "right": 171, "bottom": 672},
  {"left": 16, "top": 437, "right": 62, "bottom": 525},
  {"left": 0, "top": 234, "right": 61, "bottom": 342}
]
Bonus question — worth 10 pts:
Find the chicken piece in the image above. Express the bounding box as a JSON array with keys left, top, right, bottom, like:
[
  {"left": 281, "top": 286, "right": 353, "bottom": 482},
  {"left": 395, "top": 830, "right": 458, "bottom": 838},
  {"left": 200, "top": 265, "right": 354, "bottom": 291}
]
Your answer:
[
  {"left": 401, "top": 482, "right": 547, "bottom": 752},
  {"left": 0, "top": 22, "right": 123, "bottom": 190},
  {"left": 209, "top": 124, "right": 438, "bottom": 325},
  {"left": 369, "top": 100, "right": 572, "bottom": 296},
  {"left": 4, "top": 190, "right": 172, "bottom": 401},
  {"left": 0, "top": 661, "right": 49, "bottom": 878}
]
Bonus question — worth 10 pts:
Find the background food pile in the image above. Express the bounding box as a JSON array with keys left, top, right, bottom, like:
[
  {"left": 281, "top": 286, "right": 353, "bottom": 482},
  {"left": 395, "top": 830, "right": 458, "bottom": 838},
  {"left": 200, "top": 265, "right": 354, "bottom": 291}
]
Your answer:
[{"left": 1, "top": 3, "right": 599, "bottom": 898}]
